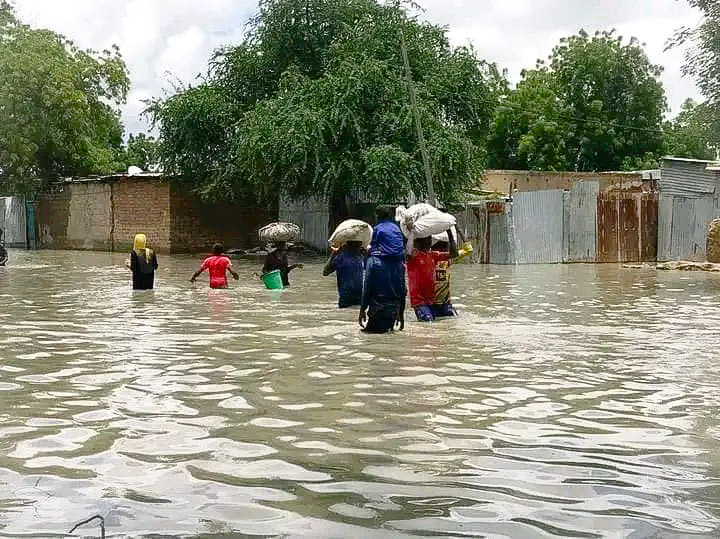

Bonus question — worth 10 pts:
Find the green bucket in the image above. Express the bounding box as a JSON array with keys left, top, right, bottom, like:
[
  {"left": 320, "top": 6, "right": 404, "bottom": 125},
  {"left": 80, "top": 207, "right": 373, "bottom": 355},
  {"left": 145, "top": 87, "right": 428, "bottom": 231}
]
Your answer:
[{"left": 262, "top": 270, "right": 284, "bottom": 290}]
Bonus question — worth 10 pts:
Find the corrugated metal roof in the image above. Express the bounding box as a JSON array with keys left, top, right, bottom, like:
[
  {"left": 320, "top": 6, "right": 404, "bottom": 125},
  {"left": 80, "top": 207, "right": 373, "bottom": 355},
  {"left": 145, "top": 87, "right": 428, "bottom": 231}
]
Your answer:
[{"left": 660, "top": 158, "right": 720, "bottom": 198}]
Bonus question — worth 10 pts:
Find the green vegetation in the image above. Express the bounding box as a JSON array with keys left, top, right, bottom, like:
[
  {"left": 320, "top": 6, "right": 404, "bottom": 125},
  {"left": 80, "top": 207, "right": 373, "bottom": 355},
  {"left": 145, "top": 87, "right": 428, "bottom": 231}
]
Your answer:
[
  {"left": 148, "top": 0, "right": 506, "bottom": 203},
  {"left": 487, "top": 30, "right": 667, "bottom": 172},
  {"left": 0, "top": 1, "right": 129, "bottom": 197}
]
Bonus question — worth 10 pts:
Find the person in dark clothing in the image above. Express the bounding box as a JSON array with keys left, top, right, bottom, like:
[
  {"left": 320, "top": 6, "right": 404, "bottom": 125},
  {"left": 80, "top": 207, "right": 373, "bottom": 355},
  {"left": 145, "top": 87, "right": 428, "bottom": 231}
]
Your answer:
[
  {"left": 359, "top": 205, "right": 407, "bottom": 333},
  {"left": 262, "top": 241, "right": 303, "bottom": 287},
  {"left": 0, "top": 228, "right": 6, "bottom": 266},
  {"left": 126, "top": 233, "right": 158, "bottom": 290},
  {"left": 323, "top": 241, "right": 365, "bottom": 308}
]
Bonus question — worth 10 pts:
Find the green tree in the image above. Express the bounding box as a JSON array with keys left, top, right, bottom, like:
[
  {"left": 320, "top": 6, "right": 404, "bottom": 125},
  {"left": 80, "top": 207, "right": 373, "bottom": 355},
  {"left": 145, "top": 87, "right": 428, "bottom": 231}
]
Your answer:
[
  {"left": 488, "top": 30, "right": 666, "bottom": 172},
  {"left": 664, "top": 98, "right": 717, "bottom": 160},
  {"left": 148, "top": 0, "right": 506, "bottom": 204},
  {"left": 123, "top": 133, "right": 160, "bottom": 171},
  {"left": 0, "top": 1, "right": 129, "bottom": 196}
]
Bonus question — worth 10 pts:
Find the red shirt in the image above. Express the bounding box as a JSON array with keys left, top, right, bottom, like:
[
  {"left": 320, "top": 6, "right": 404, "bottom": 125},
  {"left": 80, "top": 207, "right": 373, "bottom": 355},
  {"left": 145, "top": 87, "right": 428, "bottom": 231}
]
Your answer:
[
  {"left": 407, "top": 250, "right": 451, "bottom": 307},
  {"left": 201, "top": 255, "right": 232, "bottom": 288}
]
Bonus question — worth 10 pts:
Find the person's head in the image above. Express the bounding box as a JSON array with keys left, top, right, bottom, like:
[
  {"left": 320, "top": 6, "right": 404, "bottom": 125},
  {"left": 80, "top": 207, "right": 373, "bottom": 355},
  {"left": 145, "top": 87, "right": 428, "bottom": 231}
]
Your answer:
[
  {"left": 212, "top": 243, "right": 224, "bottom": 255},
  {"left": 433, "top": 240, "right": 449, "bottom": 253},
  {"left": 133, "top": 233, "right": 147, "bottom": 251},
  {"left": 345, "top": 240, "right": 364, "bottom": 253},
  {"left": 375, "top": 205, "right": 395, "bottom": 222},
  {"left": 273, "top": 241, "right": 287, "bottom": 252},
  {"left": 414, "top": 236, "right": 432, "bottom": 251}
]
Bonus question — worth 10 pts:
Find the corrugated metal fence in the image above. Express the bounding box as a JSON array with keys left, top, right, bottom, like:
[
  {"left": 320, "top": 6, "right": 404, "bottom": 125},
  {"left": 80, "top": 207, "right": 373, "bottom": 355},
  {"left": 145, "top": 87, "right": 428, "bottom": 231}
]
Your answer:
[
  {"left": 0, "top": 197, "right": 27, "bottom": 247},
  {"left": 279, "top": 196, "right": 329, "bottom": 251},
  {"left": 657, "top": 195, "right": 720, "bottom": 261}
]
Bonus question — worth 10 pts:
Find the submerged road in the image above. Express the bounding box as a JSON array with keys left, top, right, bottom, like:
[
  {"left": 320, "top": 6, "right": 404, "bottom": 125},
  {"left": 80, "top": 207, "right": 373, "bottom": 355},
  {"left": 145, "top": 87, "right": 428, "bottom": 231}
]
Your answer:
[{"left": 0, "top": 250, "right": 719, "bottom": 537}]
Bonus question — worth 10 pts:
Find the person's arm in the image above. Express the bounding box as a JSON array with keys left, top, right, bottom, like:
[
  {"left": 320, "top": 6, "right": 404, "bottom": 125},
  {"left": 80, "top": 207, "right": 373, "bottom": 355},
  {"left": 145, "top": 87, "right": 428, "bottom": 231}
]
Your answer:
[
  {"left": 226, "top": 259, "right": 239, "bottom": 281},
  {"left": 126, "top": 250, "right": 136, "bottom": 271},
  {"left": 447, "top": 229, "right": 459, "bottom": 259},
  {"left": 359, "top": 260, "right": 374, "bottom": 326},
  {"left": 322, "top": 252, "right": 338, "bottom": 276},
  {"left": 190, "top": 260, "right": 206, "bottom": 282}
]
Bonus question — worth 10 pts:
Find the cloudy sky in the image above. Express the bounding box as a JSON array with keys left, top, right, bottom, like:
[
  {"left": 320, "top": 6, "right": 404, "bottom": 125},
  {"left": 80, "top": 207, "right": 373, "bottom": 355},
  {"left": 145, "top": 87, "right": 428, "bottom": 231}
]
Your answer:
[{"left": 13, "top": 0, "right": 703, "bottom": 136}]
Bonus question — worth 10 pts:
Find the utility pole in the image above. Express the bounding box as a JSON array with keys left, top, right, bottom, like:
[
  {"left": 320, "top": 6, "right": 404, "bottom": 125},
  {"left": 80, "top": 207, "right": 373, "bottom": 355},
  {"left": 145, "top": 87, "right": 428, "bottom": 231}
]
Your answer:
[{"left": 399, "top": 29, "right": 437, "bottom": 207}]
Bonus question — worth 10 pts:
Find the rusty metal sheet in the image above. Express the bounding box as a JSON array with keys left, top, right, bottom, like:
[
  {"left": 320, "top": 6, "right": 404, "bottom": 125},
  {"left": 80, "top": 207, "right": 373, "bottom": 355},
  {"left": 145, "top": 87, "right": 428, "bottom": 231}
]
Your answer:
[
  {"left": 640, "top": 193, "right": 658, "bottom": 262},
  {"left": 619, "top": 196, "right": 640, "bottom": 262},
  {"left": 597, "top": 193, "right": 618, "bottom": 262}
]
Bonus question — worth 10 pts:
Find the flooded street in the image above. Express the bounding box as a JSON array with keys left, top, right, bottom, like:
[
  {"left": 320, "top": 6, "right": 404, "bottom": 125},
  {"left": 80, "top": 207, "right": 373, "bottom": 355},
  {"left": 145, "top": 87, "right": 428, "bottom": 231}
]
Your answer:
[{"left": 1, "top": 249, "right": 719, "bottom": 537}]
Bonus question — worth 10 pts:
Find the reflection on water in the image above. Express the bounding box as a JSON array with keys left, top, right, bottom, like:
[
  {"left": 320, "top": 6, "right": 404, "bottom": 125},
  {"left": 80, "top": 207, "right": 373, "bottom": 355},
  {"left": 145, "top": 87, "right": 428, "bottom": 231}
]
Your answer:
[{"left": 1, "top": 249, "right": 720, "bottom": 537}]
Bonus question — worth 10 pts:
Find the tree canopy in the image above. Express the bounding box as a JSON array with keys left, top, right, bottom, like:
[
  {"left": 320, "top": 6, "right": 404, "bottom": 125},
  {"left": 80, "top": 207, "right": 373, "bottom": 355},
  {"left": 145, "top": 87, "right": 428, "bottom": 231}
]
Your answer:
[
  {"left": 148, "top": 0, "right": 506, "bottom": 203},
  {"left": 487, "top": 30, "right": 667, "bottom": 172},
  {"left": 0, "top": 1, "right": 129, "bottom": 197}
]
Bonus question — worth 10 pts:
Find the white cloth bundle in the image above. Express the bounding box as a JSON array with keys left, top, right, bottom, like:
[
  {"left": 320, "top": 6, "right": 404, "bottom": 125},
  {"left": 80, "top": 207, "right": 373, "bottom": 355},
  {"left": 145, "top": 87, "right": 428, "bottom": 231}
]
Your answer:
[
  {"left": 396, "top": 204, "right": 456, "bottom": 252},
  {"left": 258, "top": 222, "right": 301, "bottom": 243},
  {"left": 328, "top": 219, "right": 373, "bottom": 248}
]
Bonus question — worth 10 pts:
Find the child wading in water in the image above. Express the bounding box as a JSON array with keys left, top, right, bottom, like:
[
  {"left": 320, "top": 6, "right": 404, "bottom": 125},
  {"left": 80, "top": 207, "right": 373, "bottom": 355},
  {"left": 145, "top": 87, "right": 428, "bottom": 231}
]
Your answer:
[
  {"left": 190, "top": 243, "right": 239, "bottom": 289},
  {"left": 262, "top": 241, "right": 303, "bottom": 287},
  {"left": 406, "top": 229, "right": 459, "bottom": 322},
  {"left": 323, "top": 240, "right": 365, "bottom": 308}
]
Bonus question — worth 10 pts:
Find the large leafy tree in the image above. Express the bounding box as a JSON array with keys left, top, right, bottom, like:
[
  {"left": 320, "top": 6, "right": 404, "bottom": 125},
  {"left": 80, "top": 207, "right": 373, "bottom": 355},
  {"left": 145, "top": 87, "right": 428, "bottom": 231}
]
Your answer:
[
  {"left": 488, "top": 30, "right": 666, "bottom": 172},
  {"left": 0, "top": 1, "right": 129, "bottom": 196},
  {"left": 664, "top": 98, "right": 717, "bottom": 160},
  {"left": 669, "top": 1, "right": 720, "bottom": 154},
  {"left": 148, "top": 0, "right": 506, "bottom": 204}
]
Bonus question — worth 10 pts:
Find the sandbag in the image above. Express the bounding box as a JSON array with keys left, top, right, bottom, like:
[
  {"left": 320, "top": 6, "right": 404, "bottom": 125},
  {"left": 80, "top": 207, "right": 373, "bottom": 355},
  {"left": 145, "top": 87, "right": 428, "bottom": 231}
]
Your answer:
[
  {"left": 258, "top": 222, "right": 300, "bottom": 243},
  {"left": 329, "top": 219, "right": 373, "bottom": 248},
  {"left": 432, "top": 225, "right": 457, "bottom": 244},
  {"left": 396, "top": 203, "right": 456, "bottom": 238}
]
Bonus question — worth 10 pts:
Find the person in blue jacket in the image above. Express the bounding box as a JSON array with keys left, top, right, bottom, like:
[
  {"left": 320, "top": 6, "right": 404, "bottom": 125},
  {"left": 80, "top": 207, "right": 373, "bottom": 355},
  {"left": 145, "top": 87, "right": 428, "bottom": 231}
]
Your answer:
[
  {"left": 359, "top": 205, "right": 407, "bottom": 333},
  {"left": 323, "top": 241, "right": 365, "bottom": 308}
]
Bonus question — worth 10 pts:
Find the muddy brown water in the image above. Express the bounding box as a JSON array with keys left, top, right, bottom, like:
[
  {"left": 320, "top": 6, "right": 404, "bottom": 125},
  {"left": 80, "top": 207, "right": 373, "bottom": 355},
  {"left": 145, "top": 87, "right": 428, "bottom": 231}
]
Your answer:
[{"left": 1, "top": 249, "right": 719, "bottom": 537}]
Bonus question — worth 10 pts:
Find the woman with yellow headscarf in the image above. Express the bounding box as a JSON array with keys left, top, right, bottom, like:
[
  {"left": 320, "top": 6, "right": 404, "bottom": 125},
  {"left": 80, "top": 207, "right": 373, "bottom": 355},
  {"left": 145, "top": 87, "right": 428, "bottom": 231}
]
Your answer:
[{"left": 126, "top": 233, "right": 158, "bottom": 289}]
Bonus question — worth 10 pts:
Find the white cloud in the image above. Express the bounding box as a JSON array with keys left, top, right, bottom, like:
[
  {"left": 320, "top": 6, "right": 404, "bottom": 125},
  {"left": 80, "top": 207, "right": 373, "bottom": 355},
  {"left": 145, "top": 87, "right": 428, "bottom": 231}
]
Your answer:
[{"left": 11, "top": 0, "right": 704, "bottom": 136}]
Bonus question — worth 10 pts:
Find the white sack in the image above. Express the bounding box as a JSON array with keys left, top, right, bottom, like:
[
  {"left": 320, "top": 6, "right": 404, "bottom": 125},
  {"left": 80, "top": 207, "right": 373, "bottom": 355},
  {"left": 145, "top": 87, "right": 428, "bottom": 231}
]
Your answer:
[
  {"left": 329, "top": 219, "right": 373, "bottom": 248},
  {"left": 432, "top": 225, "right": 457, "bottom": 244},
  {"left": 258, "top": 222, "right": 301, "bottom": 243}
]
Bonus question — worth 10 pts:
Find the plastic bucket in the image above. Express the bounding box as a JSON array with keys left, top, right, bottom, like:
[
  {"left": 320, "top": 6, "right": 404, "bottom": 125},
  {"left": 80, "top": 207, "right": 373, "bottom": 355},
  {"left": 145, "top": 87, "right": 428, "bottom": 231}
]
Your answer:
[{"left": 262, "top": 270, "right": 284, "bottom": 290}]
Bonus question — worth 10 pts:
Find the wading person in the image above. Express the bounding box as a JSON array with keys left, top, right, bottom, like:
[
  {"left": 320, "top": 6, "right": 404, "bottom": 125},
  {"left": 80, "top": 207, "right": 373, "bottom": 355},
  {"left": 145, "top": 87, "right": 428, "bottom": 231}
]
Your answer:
[
  {"left": 190, "top": 243, "right": 239, "bottom": 289},
  {"left": 431, "top": 231, "right": 472, "bottom": 318},
  {"left": 323, "top": 241, "right": 365, "bottom": 308},
  {"left": 359, "top": 205, "right": 406, "bottom": 333},
  {"left": 407, "top": 229, "right": 458, "bottom": 322},
  {"left": 126, "top": 233, "right": 158, "bottom": 290},
  {"left": 262, "top": 241, "right": 302, "bottom": 287}
]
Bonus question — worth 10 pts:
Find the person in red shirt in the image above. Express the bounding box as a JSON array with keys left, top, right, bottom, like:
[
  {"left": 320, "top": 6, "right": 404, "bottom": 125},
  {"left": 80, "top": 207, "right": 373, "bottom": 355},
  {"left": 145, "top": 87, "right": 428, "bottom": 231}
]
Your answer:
[
  {"left": 406, "top": 230, "right": 458, "bottom": 322},
  {"left": 190, "top": 243, "right": 239, "bottom": 289}
]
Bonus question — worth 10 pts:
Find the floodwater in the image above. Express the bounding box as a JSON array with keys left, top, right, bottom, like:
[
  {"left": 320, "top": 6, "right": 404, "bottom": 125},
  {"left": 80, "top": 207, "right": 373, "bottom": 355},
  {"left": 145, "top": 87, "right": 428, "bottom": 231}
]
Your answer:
[{"left": 1, "top": 249, "right": 720, "bottom": 538}]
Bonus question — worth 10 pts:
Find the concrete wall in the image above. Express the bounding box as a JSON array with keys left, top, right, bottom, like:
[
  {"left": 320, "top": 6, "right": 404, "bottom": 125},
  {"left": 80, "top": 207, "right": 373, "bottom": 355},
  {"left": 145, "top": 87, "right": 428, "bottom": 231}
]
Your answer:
[
  {"left": 34, "top": 176, "right": 275, "bottom": 253},
  {"left": 482, "top": 169, "right": 655, "bottom": 195},
  {"left": 0, "top": 197, "right": 27, "bottom": 247}
]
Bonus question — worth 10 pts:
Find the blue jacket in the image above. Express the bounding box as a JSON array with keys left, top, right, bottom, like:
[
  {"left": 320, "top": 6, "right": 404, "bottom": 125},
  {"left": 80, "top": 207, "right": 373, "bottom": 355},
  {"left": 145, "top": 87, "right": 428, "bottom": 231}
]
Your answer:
[
  {"left": 327, "top": 250, "right": 364, "bottom": 308},
  {"left": 361, "top": 255, "right": 406, "bottom": 313},
  {"left": 368, "top": 219, "right": 405, "bottom": 258}
]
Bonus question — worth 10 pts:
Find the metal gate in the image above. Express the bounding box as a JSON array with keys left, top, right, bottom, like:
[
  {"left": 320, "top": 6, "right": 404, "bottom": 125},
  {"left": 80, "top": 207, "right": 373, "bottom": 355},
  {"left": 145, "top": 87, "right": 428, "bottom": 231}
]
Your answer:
[{"left": 597, "top": 192, "right": 658, "bottom": 263}]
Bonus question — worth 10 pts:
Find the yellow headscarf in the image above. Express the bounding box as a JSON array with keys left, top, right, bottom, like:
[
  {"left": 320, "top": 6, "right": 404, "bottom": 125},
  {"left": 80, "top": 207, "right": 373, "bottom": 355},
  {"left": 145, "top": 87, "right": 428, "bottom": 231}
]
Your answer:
[{"left": 133, "top": 233, "right": 147, "bottom": 251}]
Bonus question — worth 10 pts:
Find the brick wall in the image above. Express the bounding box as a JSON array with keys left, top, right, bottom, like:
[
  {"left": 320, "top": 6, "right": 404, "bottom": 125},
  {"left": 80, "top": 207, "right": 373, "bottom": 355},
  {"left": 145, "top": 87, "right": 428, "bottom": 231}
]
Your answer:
[
  {"left": 169, "top": 183, "right": 276, "bottom": 253},
  {"left": 35, "top": 186, "right": 71, "bottom": 249},
  {"left": 35, "top": 176, "right": 277, "bottom": 253},
  {"left": 112, "top": 178, "right": 171, "bottom": 252}
]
